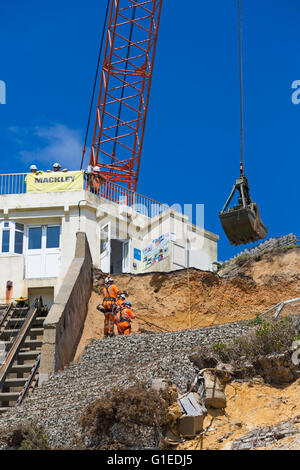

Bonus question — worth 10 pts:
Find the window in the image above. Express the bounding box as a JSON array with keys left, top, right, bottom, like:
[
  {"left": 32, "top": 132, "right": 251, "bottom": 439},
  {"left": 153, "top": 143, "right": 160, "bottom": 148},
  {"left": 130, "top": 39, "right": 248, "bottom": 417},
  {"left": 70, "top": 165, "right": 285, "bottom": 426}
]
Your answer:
[
  {"left": 14, "top": 223, "right": 24, "bottom": 254},
  {"left": 2, "top": 230, "right": 10, "bottom": 253},
  {"left": 28, "top": 227, "right": 42, "bottom": 250},
  {"left": 25, "top": 225, "right": 61, "bottom": 279},
  {"left": 14, "top": 230, "right": 24, "bottom": 254},
  {"left": 46, "top": 226, "right": 60, "bottom": 248},
  {"left": 0, "top": 221, "right": 25, "bottom": 254},
  {"left": 100, "top": 225, "right": 109, "bottom": 254}
]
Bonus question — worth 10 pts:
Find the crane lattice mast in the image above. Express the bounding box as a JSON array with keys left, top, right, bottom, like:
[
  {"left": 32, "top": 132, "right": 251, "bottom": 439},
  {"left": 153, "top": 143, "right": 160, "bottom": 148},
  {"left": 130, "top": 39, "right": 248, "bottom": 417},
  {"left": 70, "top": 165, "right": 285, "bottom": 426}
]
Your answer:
[{"left": 87, "top": 0, "right": 163, "bottom": 192}]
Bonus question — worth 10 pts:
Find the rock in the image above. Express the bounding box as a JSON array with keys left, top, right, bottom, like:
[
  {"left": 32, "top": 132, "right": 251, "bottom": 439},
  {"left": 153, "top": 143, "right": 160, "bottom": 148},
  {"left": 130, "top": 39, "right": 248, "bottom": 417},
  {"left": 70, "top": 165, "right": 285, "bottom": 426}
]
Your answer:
[
  {"left": 254, "top": 352, "right": 298, "bottom": 384},
  {"left": 217, "top": 432, "right": 233, "bottom": 443},
  {"left": 230, "top": 419, "right": 243, "bottom": 429},
  {"left": 151, "top": 378, "right": 169, "bottom": 392},
  {"left": 215, "top": 363, "right": 234, "bottom": 383},
  {"left": 202, "top": 370, "right": 226, "bottom": 409},
  {"left": 231, "top": 420, "right": 300, "bottom": 450}
]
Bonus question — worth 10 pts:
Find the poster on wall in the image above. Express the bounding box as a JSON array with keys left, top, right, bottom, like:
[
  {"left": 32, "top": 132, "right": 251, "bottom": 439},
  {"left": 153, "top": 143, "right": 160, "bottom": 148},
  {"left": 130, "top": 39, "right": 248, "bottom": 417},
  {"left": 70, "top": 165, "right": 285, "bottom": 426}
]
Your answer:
[{"left": 142, "top": 233, "right": 169, "bottom": 271}]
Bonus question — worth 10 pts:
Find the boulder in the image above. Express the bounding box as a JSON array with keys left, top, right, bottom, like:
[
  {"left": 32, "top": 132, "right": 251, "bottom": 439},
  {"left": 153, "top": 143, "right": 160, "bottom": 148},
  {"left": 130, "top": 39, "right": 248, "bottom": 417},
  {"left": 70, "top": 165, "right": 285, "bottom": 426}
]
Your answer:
[
  {"left": 151, "top": 378, "right": 169, "bottom": 392},
  {"left": 202, "top": 370, "right": 226, "bottom": 409}
]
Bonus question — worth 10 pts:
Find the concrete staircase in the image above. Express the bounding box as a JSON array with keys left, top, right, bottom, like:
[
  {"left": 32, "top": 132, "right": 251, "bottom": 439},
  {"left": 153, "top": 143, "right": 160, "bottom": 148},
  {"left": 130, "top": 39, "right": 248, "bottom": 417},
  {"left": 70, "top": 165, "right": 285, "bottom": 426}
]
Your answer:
[{"left": 0, "top": 301, "right": 47, "bottom": 414}]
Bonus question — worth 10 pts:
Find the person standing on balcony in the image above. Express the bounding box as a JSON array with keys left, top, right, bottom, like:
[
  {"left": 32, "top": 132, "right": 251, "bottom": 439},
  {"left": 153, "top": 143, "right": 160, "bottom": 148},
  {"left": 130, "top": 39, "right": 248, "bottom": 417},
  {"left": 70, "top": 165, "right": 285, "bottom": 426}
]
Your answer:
[
  {"left": 29, "top": 164, "right": 38, "bottom": 174},
  {"left": 47, "top": 163, "right": 68, "bottom": 173},
  {"left": 24, "top": 165, "right": 43, "bottom": 184},
  {"left": 89, "top": 166, "right": 102, "bottom": 195}
]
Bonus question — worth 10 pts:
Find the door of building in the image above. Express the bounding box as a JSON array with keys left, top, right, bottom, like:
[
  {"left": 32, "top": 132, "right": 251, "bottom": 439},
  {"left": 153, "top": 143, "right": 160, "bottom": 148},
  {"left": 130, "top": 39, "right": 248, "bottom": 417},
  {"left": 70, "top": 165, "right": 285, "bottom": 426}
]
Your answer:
[
  {"left": 25, "top": 225, "right": 61, "bottom": 279},
  {"left": 100, "top": 222, "right": 111, "bottom": 273},
  {"left": 122, "top": 240, "right": 130, "bottom": 273}
]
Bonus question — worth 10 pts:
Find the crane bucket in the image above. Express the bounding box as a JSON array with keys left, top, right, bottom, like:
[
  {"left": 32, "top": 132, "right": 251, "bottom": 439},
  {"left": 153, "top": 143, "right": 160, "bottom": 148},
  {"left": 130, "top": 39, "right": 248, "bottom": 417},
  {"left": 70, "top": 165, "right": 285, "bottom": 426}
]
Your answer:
[
  {"left": 219, "top": 204, "right": 268, "bottom": 246},
  {"left": 219, "top": 176, "right": 268, "bottom": 246}
]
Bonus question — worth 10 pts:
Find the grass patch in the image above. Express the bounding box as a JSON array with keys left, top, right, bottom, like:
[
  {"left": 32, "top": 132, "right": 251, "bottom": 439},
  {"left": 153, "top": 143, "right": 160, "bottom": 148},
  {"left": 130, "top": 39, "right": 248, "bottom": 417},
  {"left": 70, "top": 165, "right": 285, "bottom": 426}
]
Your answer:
[
  {"left": 222, "top": 243, "right": 299, "bottom": 270},
  {"left": 0, "top": 423, "right": 51, "bottom": 450},
  {"left": 200, "top": 317, "right": 299, "bottom": 366}
]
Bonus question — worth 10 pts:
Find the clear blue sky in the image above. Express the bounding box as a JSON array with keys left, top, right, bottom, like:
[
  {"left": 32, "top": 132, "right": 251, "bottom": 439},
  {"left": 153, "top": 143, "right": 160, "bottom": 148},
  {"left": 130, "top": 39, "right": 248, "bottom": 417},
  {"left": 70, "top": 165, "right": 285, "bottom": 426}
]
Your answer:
[{"left": 1, "top": 0, "right": 299, "bottom": 261}]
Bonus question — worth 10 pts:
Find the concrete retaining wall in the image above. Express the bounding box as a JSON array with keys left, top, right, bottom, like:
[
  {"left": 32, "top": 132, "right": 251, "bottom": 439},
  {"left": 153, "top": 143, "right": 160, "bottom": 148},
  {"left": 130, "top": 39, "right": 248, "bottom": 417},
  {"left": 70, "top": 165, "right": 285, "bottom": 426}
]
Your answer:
[{"left": 39, "top": 232, "right": 92, "bottom": 385}]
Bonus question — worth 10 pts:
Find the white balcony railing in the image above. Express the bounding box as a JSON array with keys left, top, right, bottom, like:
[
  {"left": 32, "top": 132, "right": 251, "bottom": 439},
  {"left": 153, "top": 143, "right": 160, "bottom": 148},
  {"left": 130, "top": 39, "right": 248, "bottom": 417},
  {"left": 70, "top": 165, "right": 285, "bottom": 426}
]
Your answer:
[{"left": 0, "top": 172, "right": 169, "bottom": 219}]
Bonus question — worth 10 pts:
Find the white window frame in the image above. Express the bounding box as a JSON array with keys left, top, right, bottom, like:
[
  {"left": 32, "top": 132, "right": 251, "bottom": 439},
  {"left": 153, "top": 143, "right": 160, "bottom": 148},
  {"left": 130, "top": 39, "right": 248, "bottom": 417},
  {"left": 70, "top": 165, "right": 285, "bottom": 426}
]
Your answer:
[
  {"left": 24, "top": 224, "right": 61, "bottom": 254},
  {"left": 24, "top": 224, "right": 61, "bottom": 279},
  {"left": 0, "top": 221, "right": 25, "bottom": 255}
]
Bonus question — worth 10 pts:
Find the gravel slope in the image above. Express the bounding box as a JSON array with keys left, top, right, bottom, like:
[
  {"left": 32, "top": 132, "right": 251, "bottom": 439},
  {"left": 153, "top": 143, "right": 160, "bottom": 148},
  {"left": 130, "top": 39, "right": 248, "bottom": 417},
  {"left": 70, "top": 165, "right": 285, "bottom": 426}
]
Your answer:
[{"left": 0, "top": 321, "right": 251, "bottom": 449}]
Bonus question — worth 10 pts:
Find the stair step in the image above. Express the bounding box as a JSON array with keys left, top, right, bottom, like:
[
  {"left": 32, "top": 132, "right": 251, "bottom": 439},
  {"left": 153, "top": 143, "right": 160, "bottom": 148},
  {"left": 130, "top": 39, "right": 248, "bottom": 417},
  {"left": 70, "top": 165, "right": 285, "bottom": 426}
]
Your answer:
[
  {"left": 0, "top": 407, "right": 11, "bottom": 414},
  {"left": 11, "top": 312, "right": 28, "bottom": 319},
  {"left": 17, "top": 351, "right": 40, "bottom": 360},
  {"left": 6, "top": 318, "right": 26, "bottom": 325},
  {"left": 10, "top": 364, "right": 35, "bottom": 373},
  {"left": 29, "top": 328, "right": 44, "bottom": 335},
  {"left": 0, "top": 329, "right": 19, "bottom": 336},
  {"left": 32, "top": 317, "right": 46, "bottom": 325},
  {"left": 23, "top": 339, "right": 43, "bottom": 348},
  {"left": 4, "top": 378, "right": 27, "bottom": 387},
  {"left": 0, "top": 392, "right": 20, "bottom": 401},
  {"left": 1, "top": 340, "right": 41, "bottom": 350}
]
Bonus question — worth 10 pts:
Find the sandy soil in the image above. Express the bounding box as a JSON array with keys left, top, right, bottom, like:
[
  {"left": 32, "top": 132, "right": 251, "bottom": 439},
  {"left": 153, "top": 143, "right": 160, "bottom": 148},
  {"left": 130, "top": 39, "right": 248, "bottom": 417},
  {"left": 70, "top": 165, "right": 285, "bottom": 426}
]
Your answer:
[
  {"left": 74, "top": 248, "right": 300, "bottom": 360},
  {"left": 177, "top": 378, "right": 300, "bottom": 450}
]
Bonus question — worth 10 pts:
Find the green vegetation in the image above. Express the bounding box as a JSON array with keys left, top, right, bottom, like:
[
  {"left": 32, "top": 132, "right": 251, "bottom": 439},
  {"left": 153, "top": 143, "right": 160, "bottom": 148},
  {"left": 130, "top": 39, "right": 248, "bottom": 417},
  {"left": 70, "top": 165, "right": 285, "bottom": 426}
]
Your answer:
[
  {"left": 0, "top": 423, "right": 51, "bottom": 450},
  {"left": 221, "top": 243, "right": 299, "bottom": 271},
  {"left": 79, "top": 382, "right": 177, "bottom": 449},
  {"left": 209, "top": 317, "right": 298, "bottom": 365}
]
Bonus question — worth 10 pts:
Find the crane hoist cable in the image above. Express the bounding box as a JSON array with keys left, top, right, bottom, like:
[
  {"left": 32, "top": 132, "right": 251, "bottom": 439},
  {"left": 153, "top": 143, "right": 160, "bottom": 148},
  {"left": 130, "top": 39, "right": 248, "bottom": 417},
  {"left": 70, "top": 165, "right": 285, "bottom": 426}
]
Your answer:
[
  {"left": 218, "top": 0, "right": 268, "bottom": 246},
  {"left": 238, "top": 0, "right": 245, "bottom": 176},
  {"left": 80, "top": 0, "right": 110, "bottom": 170}
]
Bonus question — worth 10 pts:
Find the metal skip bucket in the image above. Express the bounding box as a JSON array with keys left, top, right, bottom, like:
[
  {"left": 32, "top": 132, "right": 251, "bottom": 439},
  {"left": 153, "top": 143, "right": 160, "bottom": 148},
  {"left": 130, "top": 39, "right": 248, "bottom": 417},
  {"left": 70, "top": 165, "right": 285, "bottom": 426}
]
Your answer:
[
  {"left": 219, "top": 176, "right": 268, "bottom": 246},
  {"left": 219, "top": 203, "right": 268, "bottom": 246}
]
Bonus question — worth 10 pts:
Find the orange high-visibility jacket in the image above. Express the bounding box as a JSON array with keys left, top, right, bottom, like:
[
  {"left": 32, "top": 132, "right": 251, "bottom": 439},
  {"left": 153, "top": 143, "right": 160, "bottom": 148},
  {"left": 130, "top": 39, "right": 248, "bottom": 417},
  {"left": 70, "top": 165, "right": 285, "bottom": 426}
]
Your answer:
[
  {"left": 103, "top": 285, "right": 119, "bottom": 299},
  {"left": 116, "top": 307, "right": 135, "bottom": 324},
  {"left": 117, "top": 298, "right": 125, "bottom": 309},
  {"left": 102, "top": 285, "right": 119, "bottom": 311}
]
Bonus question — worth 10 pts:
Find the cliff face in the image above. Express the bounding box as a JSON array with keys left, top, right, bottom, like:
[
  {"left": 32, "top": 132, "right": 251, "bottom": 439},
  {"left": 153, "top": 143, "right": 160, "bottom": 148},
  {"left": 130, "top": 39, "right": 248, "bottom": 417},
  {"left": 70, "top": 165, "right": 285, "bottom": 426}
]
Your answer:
[
  {"left": 70, "top": 246, "right": 300, "bottom": 450},
  {"left": 75, "top": 247, "right": 300, "bottom": 359},
  {"left": 177, "top": 377, "right": 300, "bottom": 450}
]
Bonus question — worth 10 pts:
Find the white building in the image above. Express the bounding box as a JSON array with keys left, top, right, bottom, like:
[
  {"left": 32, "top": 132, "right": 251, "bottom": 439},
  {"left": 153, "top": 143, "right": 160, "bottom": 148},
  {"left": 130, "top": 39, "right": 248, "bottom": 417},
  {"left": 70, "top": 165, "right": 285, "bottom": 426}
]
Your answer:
[{"left": 0, "top": 171, "right": 219, "bottom": 308}]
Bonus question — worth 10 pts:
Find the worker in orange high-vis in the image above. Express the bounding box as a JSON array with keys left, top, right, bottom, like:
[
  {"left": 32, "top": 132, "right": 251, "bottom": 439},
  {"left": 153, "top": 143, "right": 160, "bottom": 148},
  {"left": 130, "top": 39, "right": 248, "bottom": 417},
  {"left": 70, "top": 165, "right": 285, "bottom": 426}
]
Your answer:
[
  {"left": 101, "top": 276, "right": 119, "bottom": 337},
  {"left": 116, "top": 293, "right": 126, "bottom": 310},
  {"left": 115, "top": 302, "right": 135, "bottom": 336},
  {"left": 111, "top": 292, "right": 126, "bottom": 320}
]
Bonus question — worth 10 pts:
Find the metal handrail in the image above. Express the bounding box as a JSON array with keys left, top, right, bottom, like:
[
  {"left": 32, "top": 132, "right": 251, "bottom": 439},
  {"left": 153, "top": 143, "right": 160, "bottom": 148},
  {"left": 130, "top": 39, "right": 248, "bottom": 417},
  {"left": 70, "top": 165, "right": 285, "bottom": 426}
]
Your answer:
[
  {"left": 16, "top": 354, "right": 41, "bottom": 406},
  {"left": 0, "top": 303, "right": 13, "bottom": 329},
  {"left": 0, "top": 172, "right": 170, "bottom": 219},
  {"left": 0, "top": 173, "right": 27, "bottom": 195},
  {"left": 0, "top": 304, "right": 40, "bottom": 388},
  {"left": 259, "top": 297, "right": 300, "bottom": 319}
]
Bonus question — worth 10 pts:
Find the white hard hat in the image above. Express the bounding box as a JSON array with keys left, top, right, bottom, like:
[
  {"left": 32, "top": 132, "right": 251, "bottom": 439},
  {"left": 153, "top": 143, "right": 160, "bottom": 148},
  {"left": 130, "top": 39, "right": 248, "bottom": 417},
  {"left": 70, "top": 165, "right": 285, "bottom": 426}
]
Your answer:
[
  {"left": 53, "top": 163, "right": 61, "bottom": 168},
  {"left": 30, "top": 165, "right": 37, "bottom": 170},
  {"left": 94, "top": 166, "right": 101, "bottom": 171}
]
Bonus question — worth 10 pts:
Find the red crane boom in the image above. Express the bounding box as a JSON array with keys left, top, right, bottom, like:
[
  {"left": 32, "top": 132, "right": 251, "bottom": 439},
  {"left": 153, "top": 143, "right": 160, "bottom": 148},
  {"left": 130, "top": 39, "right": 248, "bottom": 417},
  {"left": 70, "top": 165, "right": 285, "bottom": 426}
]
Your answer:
[{"left": 86, "top": 0, "right": 163, "bottom": 192}]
